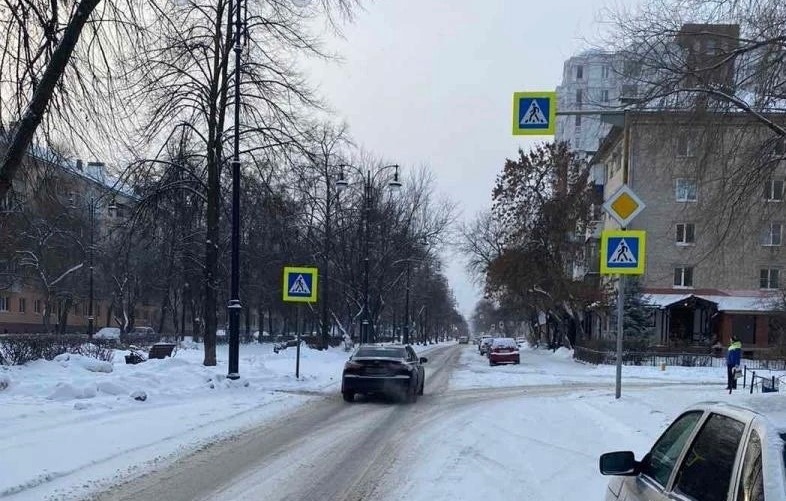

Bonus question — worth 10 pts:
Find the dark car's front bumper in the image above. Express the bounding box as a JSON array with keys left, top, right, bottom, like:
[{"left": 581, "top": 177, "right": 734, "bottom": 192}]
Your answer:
[{"left": 342, "top": 374, "right": 412, "bottom": 395}]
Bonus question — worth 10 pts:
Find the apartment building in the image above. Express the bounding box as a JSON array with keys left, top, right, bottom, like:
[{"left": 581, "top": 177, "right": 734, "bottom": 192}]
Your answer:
[
  {"left": 0, "top": 142, "right": 155, "bottom": 334},
  {"left": 588, "top": 111, "right": 786, "bottom": 349}
]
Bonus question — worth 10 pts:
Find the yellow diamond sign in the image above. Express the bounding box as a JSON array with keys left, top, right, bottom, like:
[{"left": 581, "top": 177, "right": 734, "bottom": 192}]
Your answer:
[{"left": 603, "top": 184, "right": 645, "bottom": 227}]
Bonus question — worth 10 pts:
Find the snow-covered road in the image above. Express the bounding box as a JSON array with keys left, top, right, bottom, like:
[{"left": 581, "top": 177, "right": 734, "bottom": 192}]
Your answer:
[{"left": 3, "top": 341, "right": 782, "bottom": 500}]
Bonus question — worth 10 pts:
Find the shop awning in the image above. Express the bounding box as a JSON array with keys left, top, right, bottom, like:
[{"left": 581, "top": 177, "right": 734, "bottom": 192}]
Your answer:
[{"left": 642, "top": 293, "right": 782, "bottom": 313}]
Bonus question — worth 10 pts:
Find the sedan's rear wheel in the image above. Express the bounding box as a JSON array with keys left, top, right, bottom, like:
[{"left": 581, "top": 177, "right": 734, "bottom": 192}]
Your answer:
[{"left": 342, "top": 391, "right": 354, "bottom": 402}]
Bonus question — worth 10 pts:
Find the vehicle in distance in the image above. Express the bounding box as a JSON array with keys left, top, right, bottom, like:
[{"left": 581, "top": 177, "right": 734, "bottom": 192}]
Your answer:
[
  {"left": 458, "top": 336, "right": 469, "bottom": 344},
  {"left": 488, "top": 338, "right": 520, "bottom": 366},
  {"left": 479, "top": 336, "right": 494, "bottom": 355},
  {"left": 341, "top": 345, "right": 427, "bottom": 403},
  {"left": 599, "top": 401, "right": 785, "bottom": 500},
  {"left": 93, "top": 327, "right": 121, "bottom": 340}
]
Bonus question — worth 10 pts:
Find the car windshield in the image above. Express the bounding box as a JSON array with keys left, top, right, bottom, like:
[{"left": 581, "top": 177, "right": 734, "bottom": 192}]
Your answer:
[{"left": 355, "top": 347, "right": 406, "bottom": 359}]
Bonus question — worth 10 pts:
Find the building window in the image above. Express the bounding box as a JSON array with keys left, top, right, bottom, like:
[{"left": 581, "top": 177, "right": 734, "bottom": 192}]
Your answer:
[
  {"left": 676, "top": 223, "right": 695, "bottom": 245},
  {"left": 674, "top": 267, "right": 694, "bottom": 288},
  {"left": 601, "top": 89, "right": 610, "bottom": 102},
  {"left": 775, "top": 138, "right": 786, "bottom": 157},
  {"left": 676, "top": 135, "right": 695, "bottom": 157},
  {"left": 18, "top": 297, "right": 26, "bottom": 313},
  {"left": 576, "top": 89, "right": 583, "bottom": 107},
  {"left": 621, "top": 84, "right": 638, "bottom": 99},
  {"left": 0, "top": 296, "right": 8, "bottom": 312},
  {"left": 96, "top": 304, "right": 101, "bottom": 317},
  {"left": 74, "top": 303, "right": 81, "bottom": 316},
  {"left": 576, "top": 65, "right": 583, "bottom": 80},
  {"left": 760, "top": 268, "right": 780, "bottom": 289},
  {"left": 675, "top": 179, "right": 698, "bottom": 202},
  {"left": 575, "top": 114, "right": 582, "bottom": 127},
  {"left": 765, "top": 179, "right": 784, "bottom": 201},
  {"left": 763, "top": 222, "right": 783, "bottom": 246},
  {"left": 601, "top": 65, "right": 610, "bottom": 79},
  {"left": 34, "top": 299, "right": 42, "bottom": 314}
]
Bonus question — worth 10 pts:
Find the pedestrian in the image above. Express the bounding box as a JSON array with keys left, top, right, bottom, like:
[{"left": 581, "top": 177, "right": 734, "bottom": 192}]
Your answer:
[{"left": 726, "top": 335, "right": 742, "bottom": 394}]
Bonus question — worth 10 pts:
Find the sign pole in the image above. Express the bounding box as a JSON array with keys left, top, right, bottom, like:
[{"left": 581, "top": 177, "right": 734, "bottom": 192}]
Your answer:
[
  {"left": 615, "top": 274, "right": 625, "bottom": 399},
  {"left": 295, "top": 305, "right": 301, "bottom": 379}
]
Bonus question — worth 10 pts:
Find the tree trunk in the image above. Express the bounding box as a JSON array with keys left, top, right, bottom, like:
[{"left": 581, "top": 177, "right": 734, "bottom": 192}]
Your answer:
[{"left": 0, "top": 0, "right": 102, "bottom": 200}]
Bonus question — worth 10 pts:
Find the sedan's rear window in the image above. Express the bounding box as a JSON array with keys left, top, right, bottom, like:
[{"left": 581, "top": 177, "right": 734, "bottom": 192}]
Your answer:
[
  {"left": 355, "top": 347, "right": 406, "bottom": 359},
  {"left": 492, "top": 338, "right": 517, "bottom": 348}
]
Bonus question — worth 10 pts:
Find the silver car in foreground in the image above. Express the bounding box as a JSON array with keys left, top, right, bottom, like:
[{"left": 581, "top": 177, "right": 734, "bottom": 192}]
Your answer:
[{"left": 600, "top": 401, "right": 786, "bottom": 501}]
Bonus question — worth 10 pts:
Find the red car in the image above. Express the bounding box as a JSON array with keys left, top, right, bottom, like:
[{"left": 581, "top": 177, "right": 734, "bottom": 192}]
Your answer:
[{"left": 488, "top": 338, "right": 520, "bottom": 366}]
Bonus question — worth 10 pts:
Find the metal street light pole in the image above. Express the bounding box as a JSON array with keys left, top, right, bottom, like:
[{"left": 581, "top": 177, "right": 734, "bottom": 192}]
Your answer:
[
  {"left": 320, "top": 171, "right": 332, "bottom": 349},
  {"left": 87, "top": 197, "right": 94, "bottom": 338},
  {"left": 226, "top": 0, "right": 243, "bottom": 380},
  {"left": 403, "top": 261, "right": 411, "bottom": 344},
  {"left": 336, "top": 163, "right": 402, "bottom": 346},
  {"left": 362, "top": 171, "right": 371, "bottom": 344}
]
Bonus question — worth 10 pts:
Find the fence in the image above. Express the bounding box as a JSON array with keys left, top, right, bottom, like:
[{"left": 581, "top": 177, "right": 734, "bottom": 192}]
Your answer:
[{"left": 574, "top": 346, "right": 786, "bottom": 370}]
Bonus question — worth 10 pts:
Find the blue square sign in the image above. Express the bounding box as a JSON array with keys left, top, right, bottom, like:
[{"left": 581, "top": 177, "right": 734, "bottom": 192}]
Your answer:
[
  {"left": 600, "top": 230, "right": 646, "bottom": 275},
  {"left": 512, "top": 92, "right": 556, "bottom": 136}
]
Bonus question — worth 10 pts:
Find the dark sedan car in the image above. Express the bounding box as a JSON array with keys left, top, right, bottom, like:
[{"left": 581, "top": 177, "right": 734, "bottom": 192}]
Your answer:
[{"left": 341, "top": 345, "right": 427, "bottom": 403}]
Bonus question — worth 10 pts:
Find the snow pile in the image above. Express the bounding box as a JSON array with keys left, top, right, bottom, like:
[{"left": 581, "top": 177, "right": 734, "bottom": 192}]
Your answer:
[
  {"left": 553, "top": 347, "right": 573, "bottom": 359},
  {"left": 0, "top": 342, "right": 359, "bottom": 500}
]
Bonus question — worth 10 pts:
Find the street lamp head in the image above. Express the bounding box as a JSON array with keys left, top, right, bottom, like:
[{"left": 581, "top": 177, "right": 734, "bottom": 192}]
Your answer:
[
  {"left": 335, "top": 172, "right": 349, "bottom": 193},
  {"left": 387, "top": 165, "right": 402, "bottom": 192}
]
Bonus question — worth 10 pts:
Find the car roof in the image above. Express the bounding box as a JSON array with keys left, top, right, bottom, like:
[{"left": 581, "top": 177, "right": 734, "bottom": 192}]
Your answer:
[{"left": 685, "top": 400, "right": 786, "bottom": 435}]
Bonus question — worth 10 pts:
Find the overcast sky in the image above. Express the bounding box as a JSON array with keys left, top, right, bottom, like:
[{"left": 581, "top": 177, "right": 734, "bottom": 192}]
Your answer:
[{"left": 309, "top": 0, "right": 624, "bottom": 320}]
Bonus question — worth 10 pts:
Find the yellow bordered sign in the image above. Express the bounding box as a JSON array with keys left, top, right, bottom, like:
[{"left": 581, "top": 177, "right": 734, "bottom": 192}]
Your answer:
[
  {"left": 282, "top": 266, "right": 318, "bottom": 303},
  {"left": 512, "top": 91, "right": 557, "bottom": 136},
  {"left": 600, "top": 230, "right": 646, "bottom": 275}
]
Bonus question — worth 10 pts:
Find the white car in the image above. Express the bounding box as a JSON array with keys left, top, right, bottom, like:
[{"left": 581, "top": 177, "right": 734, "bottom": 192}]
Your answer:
[
  {"left": 600, "top": 401, "right": 786, "bottom": 500},
  {"left": 93, "top": 327, "right": 121, "bottom": 340}
]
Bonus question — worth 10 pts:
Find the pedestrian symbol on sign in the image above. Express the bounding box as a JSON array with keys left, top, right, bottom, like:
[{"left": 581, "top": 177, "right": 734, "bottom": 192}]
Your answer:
[
  {"left": 288, "top": 274, "right": 311, "bottom": 295},
  {"left": 521, "top": 100, "right": 548, "bottom": 125},
  {"left": 609, "top": 239, "right": 636, "bottom": 264}
]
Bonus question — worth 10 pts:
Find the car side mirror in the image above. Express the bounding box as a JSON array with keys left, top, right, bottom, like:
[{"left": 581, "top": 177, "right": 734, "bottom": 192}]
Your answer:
[
  {"left": 599, "top": 451, "right": 638, "bottom": 476},
  {"left": 419, "top": 357, "right": 428, "bottom": 364}
]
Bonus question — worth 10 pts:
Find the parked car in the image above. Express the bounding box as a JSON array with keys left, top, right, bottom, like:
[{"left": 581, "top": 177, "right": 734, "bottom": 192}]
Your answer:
[
  {"left": 341, "top": 344, "right": 427, "bottom": 403},
  {"left": 479, "top": 336, "right": 494, "bottom": 355},
  {"left": 128, "top": 326, "right": 156, "bottom": 338},
  {"left": 488, "top": 338, "right": 520, "bottom": 366},
  {"left": 599, "top": 401, "right": 786, "bottom": 500},
  {"left": 93, "top": 327, "right": 121, "bottom": 340},
  {"left": 458, "top": 336, "right": 469, "bottom": 344}
]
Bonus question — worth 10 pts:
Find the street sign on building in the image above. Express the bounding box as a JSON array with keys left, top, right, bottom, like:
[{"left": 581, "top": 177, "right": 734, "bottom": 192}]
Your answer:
[
  {"left": 602, "top": 184, "right": 646, "bottom": 228},
  {"left": 282, "top": 266, "right": 319, "bottom": 303},
  {"left": 512, "top": 91, "right": 557, "bottom": 136},
  {"left": 600, "top": 230, "right": 646, "bottom": 275}
]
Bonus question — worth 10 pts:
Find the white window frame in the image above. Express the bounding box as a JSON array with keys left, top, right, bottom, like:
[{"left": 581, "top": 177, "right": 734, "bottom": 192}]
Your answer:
[
  {"left": 760, "top": 268, "right": 780, "bottom": 290},
  {"left": 18, "top": 297, "right": 26, "bottom": 314},
  {"left": 676, "top": 179, "right": 698, "bottom": 202},
  {"left": 676, "top": 223, "right": 696, "bottom": 245},
  {"left": 674, "top": 267, "right": 694, "bottom": 288},
  {"left": 34, "top": 299, "right": 42, "bottom": 314},
  {"left": 576, "top": 65, "right": 584, "bottom": 80},
  {"left": 763, "top": 222, "right": 783, "bottom": 246},
  {"left": 0, "top": 296, "right": 8, "bottom": 312},
  {"left": 765, "top": 179, "right": 784, "bottom": 202},
  {"left": 601, "top": 65, "right": 610, "bottom": 79},
  {"left": 601, "top": 89, "right": 610, "bottom": 102}
]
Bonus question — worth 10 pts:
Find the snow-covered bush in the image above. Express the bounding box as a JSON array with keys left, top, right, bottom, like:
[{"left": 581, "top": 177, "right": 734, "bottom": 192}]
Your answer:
[{"left": 0, "top": 335, "right": 116, "bottom": 365}]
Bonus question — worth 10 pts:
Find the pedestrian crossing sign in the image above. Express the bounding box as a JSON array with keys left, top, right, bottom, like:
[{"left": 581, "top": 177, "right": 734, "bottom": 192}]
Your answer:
[
  {"left": 600, "top": 230, "right": 646, "bottom": 275},
  {"left": 512, "top": 91, "right": 556, "bottom": 136},
  {"left": 282, "top": 266, "right": 319, "bottom": 303}
]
